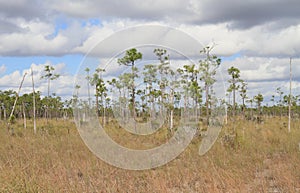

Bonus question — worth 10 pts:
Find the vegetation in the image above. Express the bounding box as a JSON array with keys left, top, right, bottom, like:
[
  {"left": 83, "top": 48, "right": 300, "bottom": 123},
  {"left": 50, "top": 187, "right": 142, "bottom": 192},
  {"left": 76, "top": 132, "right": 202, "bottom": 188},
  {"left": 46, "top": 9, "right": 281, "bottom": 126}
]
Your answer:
[
  {"left": 0, "top": 46, "right": 299, "bottom": 192},
  {"left": 1, "top": 47, "right": 299, "bottom": 129},
  {"left": 0, "top": 117, "right": 299, "bottom": 192},
  {"left": 40, "top": 65, "right": 60, "bottom": 122}
]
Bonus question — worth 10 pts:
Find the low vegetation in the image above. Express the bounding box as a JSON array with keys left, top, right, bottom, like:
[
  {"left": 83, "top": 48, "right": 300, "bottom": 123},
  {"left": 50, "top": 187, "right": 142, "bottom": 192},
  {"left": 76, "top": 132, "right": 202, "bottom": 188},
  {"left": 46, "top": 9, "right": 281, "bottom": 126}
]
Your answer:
[{"left": 0, "top": 117, "right": 299, "bottom": 192}]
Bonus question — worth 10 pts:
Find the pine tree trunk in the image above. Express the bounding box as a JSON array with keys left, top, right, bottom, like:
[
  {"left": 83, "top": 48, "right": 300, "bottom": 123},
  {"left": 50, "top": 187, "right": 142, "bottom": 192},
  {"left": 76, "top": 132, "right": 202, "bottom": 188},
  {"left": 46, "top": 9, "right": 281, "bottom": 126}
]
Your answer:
[
  {"left": 242, "top": 98, "right": 245, "bottom": 119},
  {"left": 233, "top": 88, "right": 236, "bottom": 117},
  {"left": 22, "top": 102, "right": 26, "bottom": 129},
  {"left": 102, "top": 95, "right": 105, "bottom": 127},
  {"left": 131, "top": 64, "right": 137, "bottom": 133},
  {"left": 8, "top": 73, "right": 27, "bottom": 133},
  {"left": 206, "top": 84, "right": 209, "bottom": 126},
  {"left": 131, "top": 64, "right": 136, "bottom": 120},
  {"left": 96, "top": 95, "right": 99, "bottom": 117},
  {"left": 46, "top": 78, "right": 50, "bottom": 123},
  {"left": 288, "top": 57, "right": 292, "bottom": 133},
  {"left": 170, "top": 109, "right": 174, "bottom": 131},
  {"left": 184, "top": 91, "right": 187, "bottom": 122},
  {"left": 31, "top": 68, "right": 37, "bottom": 134},
  {"left": 87, "top": 75, "right": 91, "bottom": 107},
  {"left": 170, "top": 89, "right": 175, "bottom": 131}
]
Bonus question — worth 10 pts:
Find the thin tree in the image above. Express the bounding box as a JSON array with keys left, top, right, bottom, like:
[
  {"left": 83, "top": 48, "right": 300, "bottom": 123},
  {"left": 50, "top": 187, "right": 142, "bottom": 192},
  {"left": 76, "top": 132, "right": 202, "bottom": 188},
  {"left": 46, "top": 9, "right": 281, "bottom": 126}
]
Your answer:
[
  {"left": 118, "top": 73, "right": 132, "bottom": 121},
  {"left": 90, "top": 68, "right": 107, "bottom": 125},
  {"left": 117, "top": 48, "right": 142, "bottom": 119},
  {"left": 31, "top": 68, "right": 37, "bottom": 134},
  {"left": 167, "top": 67, "right": 181, "bottom": 131},
  {"left": 143, "top": 64, "right": 158, "bottom": 120},
  {"left": 41, "top": 65, "right": 60, "bottom": 122},
  {"left": 288, "top": 57, "right": 292, "bottom": 133},
  {"left": 198, "top": 45, "right": 221, "bottom": 126},
  {"left": 246, "top": 98, "right": 254, "bottom": 119},
  {"left": 91, "top": 69, "right": 101, "bottom": 116},
  {"left": 276, "top": 87, "right": 284, "bottom": 118},
  {"left": 183, "top": 64, "right": 202, "bottom": 118},
  {"left": 85, "top": 67, "right": 91, "bottom": 107},
  {"left": 154, "top": 48, "right": 169, "bottom": 114},
  {"left": 270, "top": 95, "right": 275, "bottom": 116},
  {"left": 176, "top": 68, "right": 189, "bottom": 120},
  {"left": 239, "top": 81, "right": 248, "bottom": 118},
  {"left": 22, "top": 99, "right": 26, "bottom": 129},
  {"left": 254, "top": 93, "right": 264, "bottom": 120},
  {"left": 227, "top": 66, "right": 242, "bottom": 117},
  {"left": 7, "top": 73, "right": 27, "bottom": 133},
  {"left": 107, "top": 78, "right": 122, "bottom": 117}
]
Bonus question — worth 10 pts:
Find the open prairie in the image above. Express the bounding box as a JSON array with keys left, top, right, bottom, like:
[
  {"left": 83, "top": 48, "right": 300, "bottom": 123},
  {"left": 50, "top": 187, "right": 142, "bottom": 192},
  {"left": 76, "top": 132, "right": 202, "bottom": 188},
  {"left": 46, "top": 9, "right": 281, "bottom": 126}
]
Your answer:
[{"left": 0, "top": 117, "right": 299, "bottom": 192}]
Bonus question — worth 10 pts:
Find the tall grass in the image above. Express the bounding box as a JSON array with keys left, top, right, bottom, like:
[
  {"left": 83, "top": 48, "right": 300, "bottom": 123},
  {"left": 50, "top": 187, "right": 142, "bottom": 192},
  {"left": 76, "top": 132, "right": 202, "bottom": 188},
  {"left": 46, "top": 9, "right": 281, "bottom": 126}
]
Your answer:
[{"left": 0, "top": 117, "right": 299, "bottom": 192}]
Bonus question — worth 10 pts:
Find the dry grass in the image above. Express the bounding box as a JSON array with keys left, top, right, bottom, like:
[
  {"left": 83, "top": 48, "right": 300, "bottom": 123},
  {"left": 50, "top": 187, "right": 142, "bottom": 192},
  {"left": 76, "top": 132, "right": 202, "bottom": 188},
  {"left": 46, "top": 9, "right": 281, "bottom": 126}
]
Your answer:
[{"left": 0, "top": 117, "right": 299, "bottom": 192}]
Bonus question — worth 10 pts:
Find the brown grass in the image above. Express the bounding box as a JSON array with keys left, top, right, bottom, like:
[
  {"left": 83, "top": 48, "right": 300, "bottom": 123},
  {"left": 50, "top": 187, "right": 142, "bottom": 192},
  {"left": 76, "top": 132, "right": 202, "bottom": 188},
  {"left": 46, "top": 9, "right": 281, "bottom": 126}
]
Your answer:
[{"left": 0, "top": 117, "right": 300, "bottom": 192}]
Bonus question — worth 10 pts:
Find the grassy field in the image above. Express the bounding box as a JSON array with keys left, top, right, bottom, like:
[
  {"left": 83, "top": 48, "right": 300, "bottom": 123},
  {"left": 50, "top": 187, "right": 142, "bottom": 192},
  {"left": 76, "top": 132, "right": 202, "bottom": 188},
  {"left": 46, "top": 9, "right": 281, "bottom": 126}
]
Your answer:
[{"left": 0, "top": 117, "right": 300, "bottom": 192}]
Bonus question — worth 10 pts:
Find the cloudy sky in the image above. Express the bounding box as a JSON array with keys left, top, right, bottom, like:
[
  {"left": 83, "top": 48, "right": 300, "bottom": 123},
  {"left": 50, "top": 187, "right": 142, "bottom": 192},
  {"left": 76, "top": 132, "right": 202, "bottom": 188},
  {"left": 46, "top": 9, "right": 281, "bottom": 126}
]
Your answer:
[{"left": 0, "top": 0, "right": 299, "bottom": 104}]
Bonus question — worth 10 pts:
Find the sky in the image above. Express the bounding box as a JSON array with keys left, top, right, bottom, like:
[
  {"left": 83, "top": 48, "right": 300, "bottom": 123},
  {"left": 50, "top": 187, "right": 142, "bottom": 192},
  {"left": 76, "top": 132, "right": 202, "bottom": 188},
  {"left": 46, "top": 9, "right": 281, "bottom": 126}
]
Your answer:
[{"left": 0, "top": 0, "right": 299, "bottom": 105}]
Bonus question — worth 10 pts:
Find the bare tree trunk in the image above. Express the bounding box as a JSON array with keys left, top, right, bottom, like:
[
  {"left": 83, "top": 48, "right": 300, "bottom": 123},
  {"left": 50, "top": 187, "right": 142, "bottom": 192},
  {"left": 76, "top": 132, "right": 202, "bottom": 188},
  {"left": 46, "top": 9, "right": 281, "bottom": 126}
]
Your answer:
[
  {"left": 22, "top": 102, "right": 26, "bottom": 129},
  {"left": 31, "top": 68, "right": 37, "bottom": 134},
  {"left": 7, "top": 73, "right": 27, "bottom": 133},
  {"left": 206, "top": 84, "right": 209, "bottom": 126},
  {"left": 280, "top": 94, "right": 283, "bottom": 119},
  {"left": 242, "top": 98, "right": 245, "bottom": 119},
  {"left": 87, "top": 73, "right": 91, "bottom": 107},
  {"left": 233, "top": 88, "right": 236, "bottom": 117},
  {"left": 102, "top": 95, "right": 105, "bottom": 127},
  {"left": 169, "top": 90, "right": 174, "bottom": 131},
  {"left": 96, "top": 94, "right": 99, "bottom": 117},
  {"left": 46, "top": 78, "right": 50, "bottom": 123},
  {"left": 170, "top": 109, "right": 174, "bottom": 131},
  {"left": 184, "top": 91, "right": 187, "bottom": 122},
  {"left": 104, "top": 105, "right": 106, "bottom": 126},
  {"left": 95, "top": 84, "right": 99, "bottom": 117},
  {"left": 131, "top": 65, "right": 136, "bottom": 120},
  {"left": 288, "top": 57, "right": 292, "bottom": 133},
  {"left": 131, "top": 65, "right": 137, "bottom": 133}
]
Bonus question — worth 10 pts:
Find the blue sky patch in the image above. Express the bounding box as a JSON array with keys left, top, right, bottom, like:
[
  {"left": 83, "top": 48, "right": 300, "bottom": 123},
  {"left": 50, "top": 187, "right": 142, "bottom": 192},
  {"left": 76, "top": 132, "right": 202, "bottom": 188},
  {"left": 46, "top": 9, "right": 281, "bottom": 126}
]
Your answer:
[{"left": 0, "top": 55, "right": 83, "bottom": 76}]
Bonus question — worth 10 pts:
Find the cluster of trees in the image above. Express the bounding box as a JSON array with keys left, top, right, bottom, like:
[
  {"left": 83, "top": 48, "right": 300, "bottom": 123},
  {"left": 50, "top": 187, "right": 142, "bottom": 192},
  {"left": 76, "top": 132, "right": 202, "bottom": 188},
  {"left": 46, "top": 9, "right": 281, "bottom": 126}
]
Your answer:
[
  {"left": 0, "top": 90, "right": 72, "bottom": 121},
  {"left": 1, "top": 46, "right": 299, "bottom": 134},
  {"left": 0, "top": 65, "right": 73, "bottom": 133},
  {"left": 75, "top": 47, "right": 300, "bottom": 131},
  {"left": 225, "top": 68, "right": 300, "bottom": 124},
  {"left": 75, "top": 47, "right": 222, "bottom": 131}
]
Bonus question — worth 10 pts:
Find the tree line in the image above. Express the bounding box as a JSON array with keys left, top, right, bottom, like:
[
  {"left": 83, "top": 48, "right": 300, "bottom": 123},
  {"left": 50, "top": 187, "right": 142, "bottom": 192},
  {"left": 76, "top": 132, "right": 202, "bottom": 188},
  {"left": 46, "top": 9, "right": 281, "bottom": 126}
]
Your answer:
[
  {"left": 1, "top": 46, "right": 299, "bottom": 133},
  {"left": 74, "top": 47, "right": 300, "bottom": 131}
]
